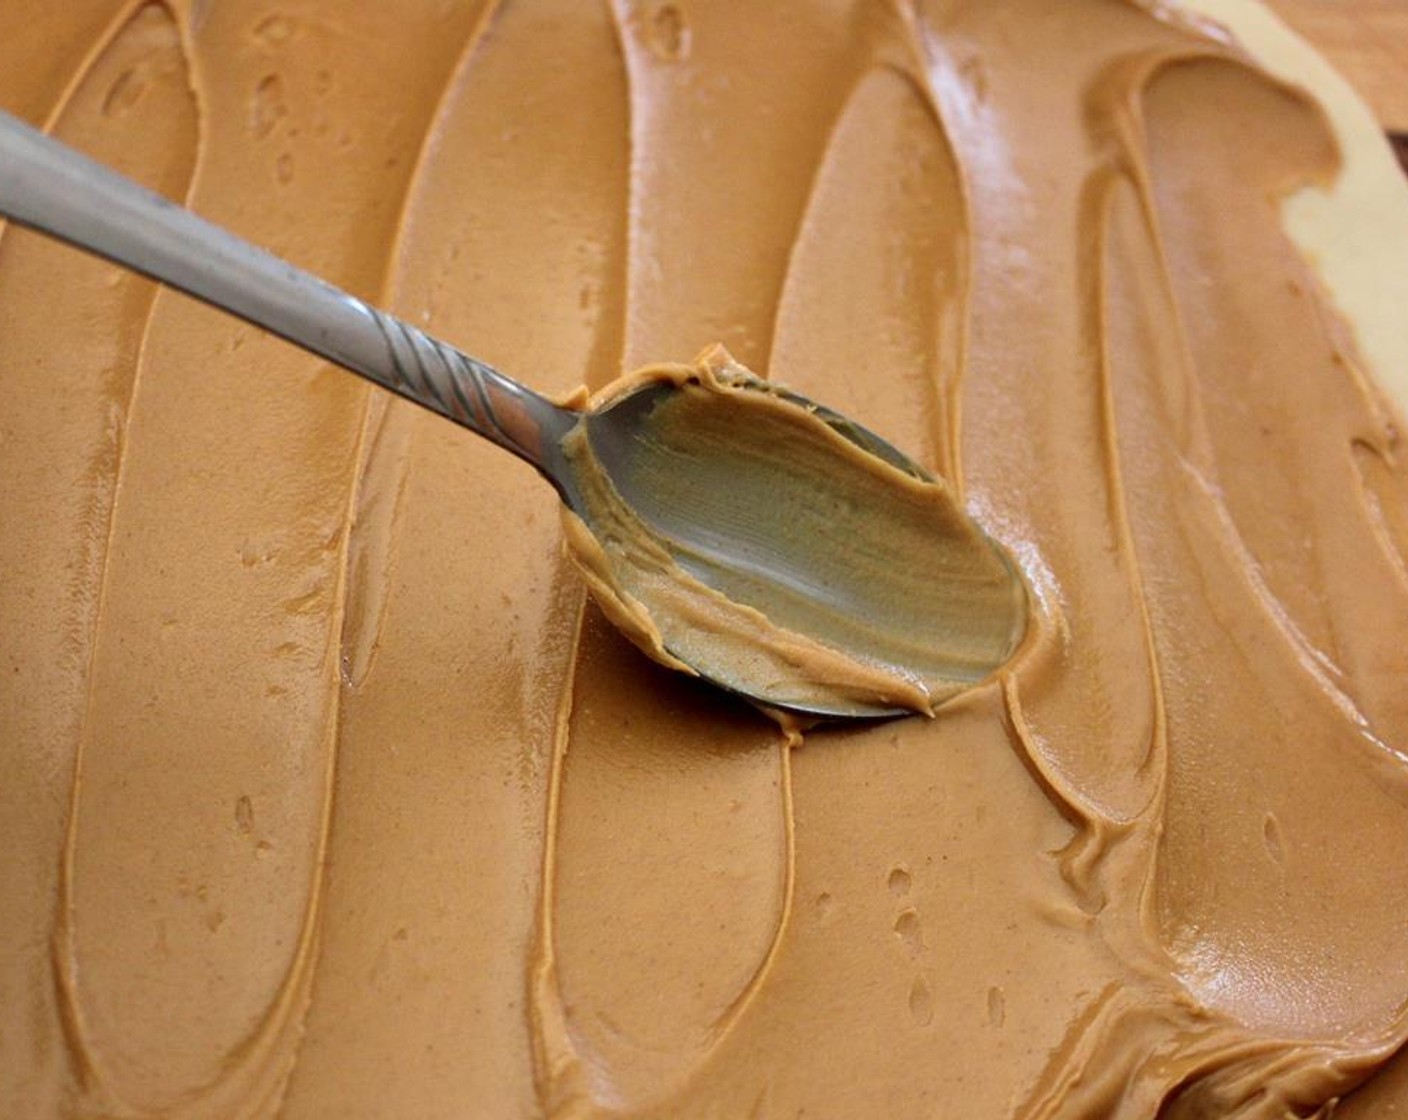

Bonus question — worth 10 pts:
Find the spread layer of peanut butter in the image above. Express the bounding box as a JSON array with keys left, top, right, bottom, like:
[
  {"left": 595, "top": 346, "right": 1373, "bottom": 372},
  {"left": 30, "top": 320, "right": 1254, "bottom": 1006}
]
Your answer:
[{"left": 2, "top": 1, "right": 1407, "bottom": 1118}]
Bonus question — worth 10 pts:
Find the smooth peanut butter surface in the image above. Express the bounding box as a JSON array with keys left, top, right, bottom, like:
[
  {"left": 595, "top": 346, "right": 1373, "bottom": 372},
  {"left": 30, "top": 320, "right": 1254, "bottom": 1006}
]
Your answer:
[{"left": 2, "top": 1, "right": 1407, "bottom": 1118}]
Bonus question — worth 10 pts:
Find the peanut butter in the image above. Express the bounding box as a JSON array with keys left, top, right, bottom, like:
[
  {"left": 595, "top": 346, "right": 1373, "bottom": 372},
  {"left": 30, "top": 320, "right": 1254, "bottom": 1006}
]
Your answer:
[{"left": 2, "top": 1, "right": 1406, "bottom": 1117}]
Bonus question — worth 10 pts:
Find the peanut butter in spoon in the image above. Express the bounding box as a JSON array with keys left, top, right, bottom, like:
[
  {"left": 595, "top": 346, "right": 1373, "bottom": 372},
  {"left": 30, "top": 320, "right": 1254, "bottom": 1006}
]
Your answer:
[{"left": 564, "top": 346, "right": 1028, "bottom": 719}]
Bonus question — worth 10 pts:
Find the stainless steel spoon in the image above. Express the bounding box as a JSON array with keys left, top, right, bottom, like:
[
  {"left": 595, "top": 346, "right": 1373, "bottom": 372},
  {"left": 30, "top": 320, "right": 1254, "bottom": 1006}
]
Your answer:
[{"left": 0, "top": 108, "right": 1024, "bottom": 721}]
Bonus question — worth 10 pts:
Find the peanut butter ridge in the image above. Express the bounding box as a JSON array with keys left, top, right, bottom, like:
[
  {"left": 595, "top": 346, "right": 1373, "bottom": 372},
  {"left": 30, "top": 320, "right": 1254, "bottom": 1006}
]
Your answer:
[{"left": 2, "top": 2, "right": 1407, "bottom": 1118}]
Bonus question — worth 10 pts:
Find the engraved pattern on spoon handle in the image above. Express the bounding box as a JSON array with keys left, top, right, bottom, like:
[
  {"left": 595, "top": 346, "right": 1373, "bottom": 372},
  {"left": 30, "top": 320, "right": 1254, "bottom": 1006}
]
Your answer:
[{"left": 359, "top": 303, "right": 543, "bottom": 460}]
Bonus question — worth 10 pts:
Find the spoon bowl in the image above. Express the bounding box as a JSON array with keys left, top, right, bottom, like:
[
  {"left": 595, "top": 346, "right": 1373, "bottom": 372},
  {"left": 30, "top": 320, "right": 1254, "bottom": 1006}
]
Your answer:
[{"left": 566, "top": 348, "right": 1027, "bottom": 719}]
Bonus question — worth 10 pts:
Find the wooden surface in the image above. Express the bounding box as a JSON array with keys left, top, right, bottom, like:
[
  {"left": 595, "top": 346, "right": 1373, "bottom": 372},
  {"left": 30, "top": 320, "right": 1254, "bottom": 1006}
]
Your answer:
[{"left": 1266, "top": 0, "right": 1408, "bottom": 133}]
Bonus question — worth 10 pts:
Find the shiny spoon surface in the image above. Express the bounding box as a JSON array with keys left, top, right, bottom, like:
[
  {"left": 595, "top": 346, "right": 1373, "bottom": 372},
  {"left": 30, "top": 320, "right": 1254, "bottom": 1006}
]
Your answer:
[{"left": 0, "top": 108, "right": 1026, "bottom": 721}]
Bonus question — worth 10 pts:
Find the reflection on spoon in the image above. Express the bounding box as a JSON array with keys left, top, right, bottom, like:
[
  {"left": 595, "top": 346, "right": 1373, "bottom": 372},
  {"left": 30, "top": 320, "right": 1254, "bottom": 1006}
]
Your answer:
[{"left": 0, "top": 109, "right": 1027, "bottom": 721}]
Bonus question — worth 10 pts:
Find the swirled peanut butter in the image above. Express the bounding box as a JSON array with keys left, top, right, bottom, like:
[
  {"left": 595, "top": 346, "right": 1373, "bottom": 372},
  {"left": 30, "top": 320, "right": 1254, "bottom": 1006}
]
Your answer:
[{"left": 2, "top": 1, "right": 1407, "bottom": 1118}]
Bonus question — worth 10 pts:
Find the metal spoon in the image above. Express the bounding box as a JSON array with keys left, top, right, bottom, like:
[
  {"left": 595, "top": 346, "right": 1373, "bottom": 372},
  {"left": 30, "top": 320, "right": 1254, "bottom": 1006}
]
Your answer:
[{"left": 0, "top": 108, "right": 1024, "bottom": 721}]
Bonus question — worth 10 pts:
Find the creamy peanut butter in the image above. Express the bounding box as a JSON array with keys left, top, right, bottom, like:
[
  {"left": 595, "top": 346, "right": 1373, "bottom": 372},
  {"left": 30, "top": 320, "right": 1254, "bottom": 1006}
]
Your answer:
[{"left": 2, "top": 1, "right": 1407, "bottom": 1118}]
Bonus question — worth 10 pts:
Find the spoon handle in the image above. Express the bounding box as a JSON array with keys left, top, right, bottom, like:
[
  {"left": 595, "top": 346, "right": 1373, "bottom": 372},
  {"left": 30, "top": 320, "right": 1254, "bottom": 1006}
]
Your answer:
[{"left": 0, "top": 108, "right": 573, "bottom": 474}]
